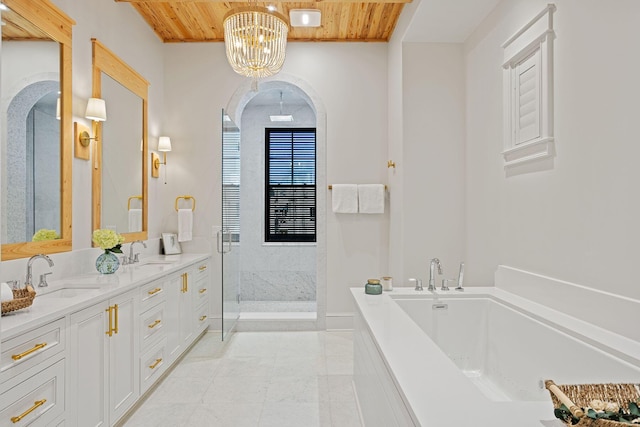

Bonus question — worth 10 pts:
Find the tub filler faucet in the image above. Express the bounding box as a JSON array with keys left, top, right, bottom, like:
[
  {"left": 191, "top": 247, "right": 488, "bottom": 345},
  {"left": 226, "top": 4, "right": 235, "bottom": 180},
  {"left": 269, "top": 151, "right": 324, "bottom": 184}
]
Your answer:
[{"left": 428, "top": 258, "right": 442, "bottom": 291}]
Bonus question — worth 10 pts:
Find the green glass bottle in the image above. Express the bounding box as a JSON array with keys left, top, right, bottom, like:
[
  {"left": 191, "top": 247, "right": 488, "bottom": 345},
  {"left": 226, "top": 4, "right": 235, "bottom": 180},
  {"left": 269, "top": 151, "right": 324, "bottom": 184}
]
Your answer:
[{"left": 365, "top": 279, "right": 383, "bottom": 295}]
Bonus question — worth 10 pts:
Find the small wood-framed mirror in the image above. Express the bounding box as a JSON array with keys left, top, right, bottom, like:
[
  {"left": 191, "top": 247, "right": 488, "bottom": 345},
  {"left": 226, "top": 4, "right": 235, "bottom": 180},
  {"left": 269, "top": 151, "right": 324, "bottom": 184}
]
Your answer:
[
  {"left": 91, "top": 38, "right": 148, "bottom": 242},
  {"left": 1, "top": 0, "right": 74, "bottom": 260}
]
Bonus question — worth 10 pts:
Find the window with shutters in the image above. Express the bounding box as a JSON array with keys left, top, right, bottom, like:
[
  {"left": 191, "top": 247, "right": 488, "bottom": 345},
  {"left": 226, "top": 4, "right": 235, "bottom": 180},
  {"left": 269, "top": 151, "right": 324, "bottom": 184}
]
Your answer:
[
  {"left": 502, "top": 4, "right": 555, "bottom": 169},
  {"left": 222, "top": 125, "right": 240, "bottom": 241},
  {"left": 265, "top": 128, "right": 316, "bottom": 243}
]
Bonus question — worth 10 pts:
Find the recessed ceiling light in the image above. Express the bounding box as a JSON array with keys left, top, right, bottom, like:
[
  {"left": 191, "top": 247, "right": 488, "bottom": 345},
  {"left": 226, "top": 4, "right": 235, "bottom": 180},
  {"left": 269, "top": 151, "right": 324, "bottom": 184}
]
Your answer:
[
  {"left": 270, "top": 115, "right": 294, "bottom": 122},
  {"left": 267, "top": 5, "right": 276, "bottom": 12},
  {"left": 289, "top": 9, "right": 321, "bottom": 28}
]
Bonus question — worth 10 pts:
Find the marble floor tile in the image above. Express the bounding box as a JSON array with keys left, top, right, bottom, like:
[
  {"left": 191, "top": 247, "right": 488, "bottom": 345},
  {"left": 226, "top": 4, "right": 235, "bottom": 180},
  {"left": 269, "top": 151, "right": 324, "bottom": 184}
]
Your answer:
[
  {"left": 271, "top": 355, "right": 328, "bottom": 377},
  {"left": 122, "top": 402, "right": 199, "bottom": 427},
  {"left": 202, "top": 375, "right": 270, "bottom": 403},
  {"left": 186, "top": 402, "right": 263, "bottom": 427},
  {"left": 325, "top": 354, "right": 355, "bottom": 375},
  {"left": 326, "top": 375, "right": 357, "bottom": 402},
  {"left": 215, "top": 355, "right": 276, "bottom": 377},
  {"left": 147, "top": 375, "right": 212, "bottom": 404},
  {"left": 330, "top": 401, "right": 363, "bottom": 427},
  {"left": 259, "top": 402, "right": 321, "bottom": 427},
  {"left": 265, "top": 376, "right": 320, "bottom": 403},
  {"left": 124, "top": 331, "right": 362, "bottom": 427}
]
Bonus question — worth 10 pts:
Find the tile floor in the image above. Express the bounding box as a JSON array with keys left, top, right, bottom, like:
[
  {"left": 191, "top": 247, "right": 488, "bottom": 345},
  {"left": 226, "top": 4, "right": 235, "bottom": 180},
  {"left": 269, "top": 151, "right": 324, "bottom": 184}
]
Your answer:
[{"left": 122, "top": 331, "right": 363, "bottom": 427}]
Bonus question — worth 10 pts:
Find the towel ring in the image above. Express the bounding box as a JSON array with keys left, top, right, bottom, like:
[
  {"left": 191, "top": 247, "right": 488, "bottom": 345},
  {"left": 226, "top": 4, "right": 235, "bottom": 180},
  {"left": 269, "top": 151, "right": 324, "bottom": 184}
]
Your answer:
[
  {"left": 127, "top": 195, "right": 142, "bottom": 211},
  {"left": 175, "top": 195, "right": 196, "bottom": 212}
]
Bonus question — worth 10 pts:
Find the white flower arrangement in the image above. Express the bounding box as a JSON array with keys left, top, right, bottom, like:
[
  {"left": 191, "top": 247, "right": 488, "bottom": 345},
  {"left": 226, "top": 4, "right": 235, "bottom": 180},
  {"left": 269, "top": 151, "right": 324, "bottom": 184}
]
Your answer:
[
  {"left": 32, "top": 228, "right": 60, "bottom": 242},
  {"left": 92, "top": 229, "right": 125, "bottom": 253}
]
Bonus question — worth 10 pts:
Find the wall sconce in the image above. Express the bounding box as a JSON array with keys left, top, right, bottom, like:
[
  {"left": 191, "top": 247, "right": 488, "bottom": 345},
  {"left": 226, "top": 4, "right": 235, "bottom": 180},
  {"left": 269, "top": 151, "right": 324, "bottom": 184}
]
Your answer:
[
  {"left": 152, "top": 136, "right": 172, "bottom": 183},
  {"left": 75, "top": 97, "right": 107, "bottom": 160}
]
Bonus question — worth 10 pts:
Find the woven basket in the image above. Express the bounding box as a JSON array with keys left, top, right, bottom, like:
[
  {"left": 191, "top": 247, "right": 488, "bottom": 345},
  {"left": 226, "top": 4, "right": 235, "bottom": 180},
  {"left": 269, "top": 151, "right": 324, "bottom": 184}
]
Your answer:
[
  {"left": 1, "top": 286, "right": 36, "bottom": 315},
  {"left": 546, "top": 380, "right": 640, "bottom": 426}
]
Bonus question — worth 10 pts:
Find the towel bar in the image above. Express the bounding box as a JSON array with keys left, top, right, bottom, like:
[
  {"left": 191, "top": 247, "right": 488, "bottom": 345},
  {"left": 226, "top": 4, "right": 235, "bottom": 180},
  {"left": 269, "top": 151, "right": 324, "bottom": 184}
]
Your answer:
[
  {"left": 127, "top": 195, "right": 142, "bottom": 211},
  {"left": 175, "top": 195, "right": 196, "bottom": 212},
  {"left": 328, "top": 185, "right": 387, "bottom": 190}
]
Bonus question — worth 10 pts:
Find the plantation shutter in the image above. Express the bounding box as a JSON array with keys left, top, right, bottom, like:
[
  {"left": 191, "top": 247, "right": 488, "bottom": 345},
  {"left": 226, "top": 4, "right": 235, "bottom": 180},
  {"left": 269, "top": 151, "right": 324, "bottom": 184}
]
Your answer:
[{"left": 265, "top": 128, "right": 316, "bottom": 242}]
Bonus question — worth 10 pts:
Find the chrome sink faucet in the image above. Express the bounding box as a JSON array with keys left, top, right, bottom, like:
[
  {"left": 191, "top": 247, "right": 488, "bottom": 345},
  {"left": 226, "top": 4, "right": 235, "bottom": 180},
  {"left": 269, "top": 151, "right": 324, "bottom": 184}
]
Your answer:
[
  {"left": 128, "top": 240, "right": 147, "bottom": 264},
  {"left": 26, "top": 254, "right": 54, "bottom": 287},
  {"left": 428, "top": 258, "right": 442, "bottom": 291}
]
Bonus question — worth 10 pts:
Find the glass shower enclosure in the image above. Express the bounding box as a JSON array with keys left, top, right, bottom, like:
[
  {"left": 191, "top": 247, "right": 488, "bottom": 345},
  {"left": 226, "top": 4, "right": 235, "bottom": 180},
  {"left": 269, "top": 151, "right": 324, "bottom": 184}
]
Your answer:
[{"left": 221, "top": 109, "right": 240, "bottom": 340}]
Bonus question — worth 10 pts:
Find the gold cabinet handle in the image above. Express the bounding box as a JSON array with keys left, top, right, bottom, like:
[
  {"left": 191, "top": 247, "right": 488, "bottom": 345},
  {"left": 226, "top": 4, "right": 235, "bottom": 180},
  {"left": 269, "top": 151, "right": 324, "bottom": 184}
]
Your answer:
[
  {"left": 149, "top": 358, "right": 162, "bottom": 369},
  {"left": 12, "top": 343, "right": 47, "bottom": 361},
  {"left": 185, "top": 273, "right": 188, "bottom": 292},
  {"left": 148, "top": 319, "right": 161, "bottom": 329},
  {"left": 11, "top": 399, "right": 46, "bottom": 423},
  {"left": 147, "top": 288, "right": 162, "bottom": 296},
  {"left": 105, "top": 306, "right": 114, "bottom": 337},
  {"left": 114, "top": 304, "right": 119, "bottom": 335},
  {"left": 199, "top": 315, "right": 207, "bottom": 321},
  {"left": 199, "top": 288, "right": 207, "bottom": 294},
  {"left": 198, "top": 265, "right": 207, "bottom": 271}
]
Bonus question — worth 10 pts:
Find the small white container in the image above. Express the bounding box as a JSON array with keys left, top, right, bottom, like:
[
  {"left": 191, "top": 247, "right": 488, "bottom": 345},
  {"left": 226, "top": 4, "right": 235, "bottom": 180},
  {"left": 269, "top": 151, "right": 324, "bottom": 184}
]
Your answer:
[{"left": 381, "top": 276, "right": 393, "bottom": 291}]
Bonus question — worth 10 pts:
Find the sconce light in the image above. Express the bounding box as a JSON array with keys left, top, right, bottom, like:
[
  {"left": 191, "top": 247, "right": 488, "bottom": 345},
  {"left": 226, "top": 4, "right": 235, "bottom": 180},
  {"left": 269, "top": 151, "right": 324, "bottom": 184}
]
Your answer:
[
  {"left": 79, "top": 97, "right": 107, "bottom": 147},
  {"left": 152, "top": 136, "right": 172, "bottom": 182},
  {"left": 56, "top": 98, "right": 60, "bottom": 120}
]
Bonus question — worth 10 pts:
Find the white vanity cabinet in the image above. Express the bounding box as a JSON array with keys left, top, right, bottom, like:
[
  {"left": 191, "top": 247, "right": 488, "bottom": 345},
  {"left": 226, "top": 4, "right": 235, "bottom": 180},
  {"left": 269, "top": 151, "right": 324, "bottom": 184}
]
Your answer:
[
  {"left": 0, "top": 254, "right": 212, "bottom": 427},
  {"left": 0, "top": 319, "right": 67, "bottom": 426},
  {"left": 67, "top": 288, "right": 139, "bottom": 427}
]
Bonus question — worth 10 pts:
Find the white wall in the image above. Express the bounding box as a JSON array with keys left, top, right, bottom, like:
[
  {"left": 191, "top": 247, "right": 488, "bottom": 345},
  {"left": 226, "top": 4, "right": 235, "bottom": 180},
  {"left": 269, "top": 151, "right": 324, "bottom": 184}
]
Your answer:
[
  {"left": 465, "top": 0, "right": 640, "bottom": 299},
  {"left": 401, "top": 43, "right": 466, "bottom": 285}
]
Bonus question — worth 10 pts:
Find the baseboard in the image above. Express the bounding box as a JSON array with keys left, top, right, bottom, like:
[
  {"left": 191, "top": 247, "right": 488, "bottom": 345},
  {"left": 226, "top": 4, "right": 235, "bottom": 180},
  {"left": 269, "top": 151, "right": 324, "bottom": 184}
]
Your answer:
[{"left": 325, "top": 312, "right": 354, "bottom": 330}]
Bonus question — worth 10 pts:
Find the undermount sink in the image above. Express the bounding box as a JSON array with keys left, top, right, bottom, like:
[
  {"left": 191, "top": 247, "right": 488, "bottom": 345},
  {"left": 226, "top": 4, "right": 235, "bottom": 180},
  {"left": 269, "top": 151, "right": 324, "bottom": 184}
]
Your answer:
[
  {"left": 43, "top": 285, "right": 102, "bottom": 298},
  {"left": 140, "top": 260, "right": 176, "bottom": 265}
]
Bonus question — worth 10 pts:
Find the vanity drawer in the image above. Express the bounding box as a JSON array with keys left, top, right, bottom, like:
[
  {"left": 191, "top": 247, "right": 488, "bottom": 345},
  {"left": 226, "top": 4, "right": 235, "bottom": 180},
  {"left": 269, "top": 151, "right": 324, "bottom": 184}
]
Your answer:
[
  {"left": 194, "top": 277, "right": 209, "bottom": 307},
  {"left": 140, "top": 303, "right": 166, "bottom": 351},
  {"left": 0, "top": 358, "right": 65, "bottom": 427},
  {"left": 140, "top": 338, "right": 168, "bottom": 393},
  {"left": 193, "top": 262, "right": 210, "bottom": 282},
  {"left": 140, "top": 280, "right": 166, "bottom": 312},
  {"left": 0, "top": 318, "right": 65, "bottom": 384},
  {"left": 195, "top": 304, "right": 209, "bottom": 333}
]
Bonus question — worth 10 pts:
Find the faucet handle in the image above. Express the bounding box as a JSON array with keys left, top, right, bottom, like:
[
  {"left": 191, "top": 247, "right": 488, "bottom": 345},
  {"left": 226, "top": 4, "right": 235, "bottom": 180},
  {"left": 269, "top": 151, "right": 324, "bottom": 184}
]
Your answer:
[
  {"left": 133, "top": 253, "right": 140, "bottom": 263},
  {"left": 7, "top": 280, "right": 20, "bottom": 290},
  {"left": 409, "top": 277, "right": 423, "bottom": 291},
  {"left": 38, "top": 272, "right": 52, "bottom": 288},
  {"left": 455, "top": 262, "right": 464, "bottom": 291},
  {"left": 120, "top": 256, "right": 129, "bottom": 266}
]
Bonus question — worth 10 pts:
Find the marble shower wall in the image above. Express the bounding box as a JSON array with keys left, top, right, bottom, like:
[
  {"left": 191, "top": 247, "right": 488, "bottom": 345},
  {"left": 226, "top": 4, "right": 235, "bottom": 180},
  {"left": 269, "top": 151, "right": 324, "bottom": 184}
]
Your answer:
[{"left": 239, "top": 88, "right": 318, "bottom": 303}]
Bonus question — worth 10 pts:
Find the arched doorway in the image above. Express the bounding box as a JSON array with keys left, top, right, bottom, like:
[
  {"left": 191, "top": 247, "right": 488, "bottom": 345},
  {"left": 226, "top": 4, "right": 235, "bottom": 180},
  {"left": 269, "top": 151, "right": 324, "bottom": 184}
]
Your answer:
[{"left": 224, "top": 75, "right": 327, "bottom": 330}]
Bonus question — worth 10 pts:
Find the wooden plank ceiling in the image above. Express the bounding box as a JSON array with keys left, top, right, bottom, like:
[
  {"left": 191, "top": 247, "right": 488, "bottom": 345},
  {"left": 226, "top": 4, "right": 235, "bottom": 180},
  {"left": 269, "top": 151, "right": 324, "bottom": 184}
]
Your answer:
[
  {"left": 2, "top": 8, "right": 51, "bottom": 40},
  {"left": 116, "top": 0, "right": 410, "bottom": 42}
]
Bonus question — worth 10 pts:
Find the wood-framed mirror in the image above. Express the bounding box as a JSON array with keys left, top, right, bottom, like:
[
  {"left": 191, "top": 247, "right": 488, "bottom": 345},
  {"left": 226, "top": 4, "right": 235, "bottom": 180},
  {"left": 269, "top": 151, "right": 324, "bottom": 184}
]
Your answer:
[
  {"left": 91, "top": 39, "right": 148, "bottom": 242},
  {"left": 1, "top": 0, "right": 74, "bottom": 260}
]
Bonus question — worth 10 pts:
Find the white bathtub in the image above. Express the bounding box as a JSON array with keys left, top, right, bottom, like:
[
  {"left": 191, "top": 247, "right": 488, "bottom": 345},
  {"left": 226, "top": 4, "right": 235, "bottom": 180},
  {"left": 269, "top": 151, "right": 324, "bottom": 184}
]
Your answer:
[{"left": 351, "top": 287, "right": 640, "bottom": 426}]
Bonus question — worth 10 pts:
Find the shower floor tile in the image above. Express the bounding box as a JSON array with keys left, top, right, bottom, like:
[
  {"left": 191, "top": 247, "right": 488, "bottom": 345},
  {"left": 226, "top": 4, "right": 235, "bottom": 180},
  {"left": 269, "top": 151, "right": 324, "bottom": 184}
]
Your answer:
[{"left": 120, "top": 331, "right": 362, "bottom": 427}]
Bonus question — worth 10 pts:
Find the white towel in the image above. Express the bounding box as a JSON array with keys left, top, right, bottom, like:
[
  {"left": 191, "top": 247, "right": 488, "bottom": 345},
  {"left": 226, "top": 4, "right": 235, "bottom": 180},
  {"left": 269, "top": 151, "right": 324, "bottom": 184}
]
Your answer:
[
  {"left": 177, "top": 209, "right": 193, "bottom": 242},
  {"left": 358, "top": 184, "right": 385, "bottom": 214},
  {"left": 1, "top": 282, "right": 13, "bottom": 302},
  {"left": 128, "top": 209, "right": 142, "bottom": 232},
  {"left": 331, "top": 184, "right": 358, "bottom": 213}
]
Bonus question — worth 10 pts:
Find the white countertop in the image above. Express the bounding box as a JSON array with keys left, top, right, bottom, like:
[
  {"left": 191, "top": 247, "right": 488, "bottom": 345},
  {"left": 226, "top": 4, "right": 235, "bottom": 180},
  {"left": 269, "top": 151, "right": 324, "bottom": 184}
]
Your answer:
[
  {"left": 351, "top": 287, "right": 591, "bottom": 427},
  {"left": 1, "top": 253, "right": 210, "bottom": 340}
]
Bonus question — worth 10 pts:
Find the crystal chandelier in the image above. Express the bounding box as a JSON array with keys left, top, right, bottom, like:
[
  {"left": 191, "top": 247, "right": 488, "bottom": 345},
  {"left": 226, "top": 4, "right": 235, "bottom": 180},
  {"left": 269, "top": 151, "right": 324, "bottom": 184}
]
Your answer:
[{"left": 223, "top": 6, "right": 288, "bottom": 81}]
